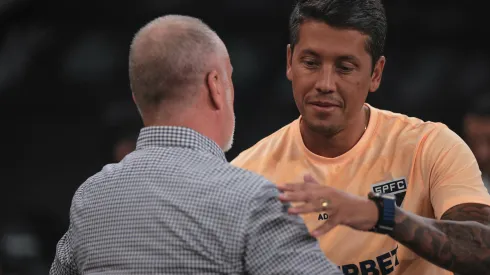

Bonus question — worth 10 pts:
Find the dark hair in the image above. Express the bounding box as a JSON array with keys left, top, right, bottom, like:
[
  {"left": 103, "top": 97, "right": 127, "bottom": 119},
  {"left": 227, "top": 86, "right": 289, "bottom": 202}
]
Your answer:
[{"left": 289, "top": 0, "right": 387, "bottom": 68}]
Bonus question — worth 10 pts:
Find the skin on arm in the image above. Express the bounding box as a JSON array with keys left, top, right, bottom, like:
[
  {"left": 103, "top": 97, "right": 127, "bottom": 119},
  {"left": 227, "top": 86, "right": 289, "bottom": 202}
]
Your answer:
[{"left": 391, "top": 203, "right": 490, "bottom": 275}]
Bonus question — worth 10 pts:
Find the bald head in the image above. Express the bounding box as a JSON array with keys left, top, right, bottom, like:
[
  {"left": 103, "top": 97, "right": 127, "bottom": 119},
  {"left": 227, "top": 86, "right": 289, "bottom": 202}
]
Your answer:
[{"left": 129, "top": 15, "right": 227, "bottom": 114}]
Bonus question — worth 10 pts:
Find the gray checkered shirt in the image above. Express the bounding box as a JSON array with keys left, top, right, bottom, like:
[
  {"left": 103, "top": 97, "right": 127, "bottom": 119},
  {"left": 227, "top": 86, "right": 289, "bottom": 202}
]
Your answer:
[{"left": 50, "top": 126, "right": 341, "bottom": 275}]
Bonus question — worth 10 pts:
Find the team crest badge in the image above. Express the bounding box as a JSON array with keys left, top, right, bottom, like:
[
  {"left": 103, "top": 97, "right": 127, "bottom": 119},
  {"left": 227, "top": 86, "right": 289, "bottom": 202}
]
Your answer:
[{"left": 371, "top": 178, "right": 407, "bottom": 207}]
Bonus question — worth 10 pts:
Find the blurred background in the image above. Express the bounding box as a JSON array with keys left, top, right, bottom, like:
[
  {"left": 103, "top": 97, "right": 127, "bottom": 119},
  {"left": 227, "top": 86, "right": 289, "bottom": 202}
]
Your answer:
[{"left": 1, "top": 0, "right": 490, "bottom": 273}]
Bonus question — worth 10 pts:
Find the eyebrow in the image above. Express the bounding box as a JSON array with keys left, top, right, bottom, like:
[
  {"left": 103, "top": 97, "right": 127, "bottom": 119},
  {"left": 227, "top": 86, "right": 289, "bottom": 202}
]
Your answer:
[
  {"left": 299, "top": 48, "right": 361, "bottom": 64},
  {"left": 338, "top": 55, "right": 361, "bottom": 65},
  {"left": 299, "top": 49, "right": 321, "bottom": 58}
]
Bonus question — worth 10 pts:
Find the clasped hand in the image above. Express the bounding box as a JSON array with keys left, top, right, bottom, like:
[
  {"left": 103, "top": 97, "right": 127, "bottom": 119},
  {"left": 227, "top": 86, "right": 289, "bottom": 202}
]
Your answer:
[{"left": 278, "top": 174, "right": 379, "bottom": 237}]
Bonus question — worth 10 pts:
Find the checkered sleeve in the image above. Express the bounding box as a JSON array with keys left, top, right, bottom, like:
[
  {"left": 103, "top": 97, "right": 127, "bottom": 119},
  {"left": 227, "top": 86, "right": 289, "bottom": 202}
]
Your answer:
[
  {"left": 243, "top": 181, "right": 342, "bottom": 275},
  {"left": 49, "top": 223, "right": 79, "bottom": 275},
  {"left": 49, "top": 186, "right": 83, "bottom": 275}
]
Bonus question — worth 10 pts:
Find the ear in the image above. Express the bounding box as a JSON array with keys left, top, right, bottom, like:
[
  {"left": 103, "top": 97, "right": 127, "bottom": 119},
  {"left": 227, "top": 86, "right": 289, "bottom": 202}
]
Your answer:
[
  {"left": 369, "top": 56, "right": 386, "bottom": 93},
  {"left": 206, "top": 70, "right": 224, "bottom": 110},
  {"left": 286, "top": 44, "right": 293, "bottom": 81}
]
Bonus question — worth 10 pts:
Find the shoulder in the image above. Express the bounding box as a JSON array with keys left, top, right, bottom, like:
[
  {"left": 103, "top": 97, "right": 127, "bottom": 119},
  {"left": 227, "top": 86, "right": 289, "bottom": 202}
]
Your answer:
[
  {"left": 231, "top": 119, "right": 298, "bottom": 168},
  {"left": 217, "top": 162, "right": 280, "bottom": 194},
  {"left": 377, "top": 107, "right": 467, "bottom": 153},
  {"left": 189, "top": 162, "right": 283, "bottom": 215},
  {"left": 373, "top": 106, "right": 473, "bottom": 170},
  {"left": 373, "top": 106, "right": 460, "bottom": 147},
  {"left": 72, "top": 162, "right": 123, "bottom": 197},
  {"left": 375, "top": 107, "right": 443, "bottom": 134}
]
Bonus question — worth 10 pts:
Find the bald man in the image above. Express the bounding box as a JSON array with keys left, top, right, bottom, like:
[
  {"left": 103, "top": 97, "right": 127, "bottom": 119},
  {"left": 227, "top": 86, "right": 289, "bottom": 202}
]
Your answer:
[{"left": 49, "top": 15, "right": 342, "bottom": 275}]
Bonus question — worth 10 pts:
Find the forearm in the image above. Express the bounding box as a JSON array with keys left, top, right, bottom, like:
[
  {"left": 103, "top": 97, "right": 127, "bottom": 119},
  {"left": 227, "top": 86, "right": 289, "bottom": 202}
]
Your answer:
[{"left": 390, "top": 207, "right": 490, "bottom": 275}]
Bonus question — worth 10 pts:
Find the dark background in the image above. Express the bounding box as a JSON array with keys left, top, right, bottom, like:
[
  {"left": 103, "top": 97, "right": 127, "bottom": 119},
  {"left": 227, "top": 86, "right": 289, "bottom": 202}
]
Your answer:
[{"left": 1, "top": 0, "right": 489, "bottom": 273}]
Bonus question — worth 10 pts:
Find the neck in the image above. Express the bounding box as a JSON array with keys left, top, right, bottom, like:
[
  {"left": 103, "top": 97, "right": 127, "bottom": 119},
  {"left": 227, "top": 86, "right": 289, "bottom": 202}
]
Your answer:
[
  {"left": 300, "top": 105, "right": 370, "bottom": 158},
  {"left": 144, "top": 108, "right": 224, "bottom": 149}
]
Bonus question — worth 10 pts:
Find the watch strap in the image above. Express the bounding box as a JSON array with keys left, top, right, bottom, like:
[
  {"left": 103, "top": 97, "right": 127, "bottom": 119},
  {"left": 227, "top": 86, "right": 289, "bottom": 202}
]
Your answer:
[{"left": 368, "top": 192, "right": 396, "bottom": 234}]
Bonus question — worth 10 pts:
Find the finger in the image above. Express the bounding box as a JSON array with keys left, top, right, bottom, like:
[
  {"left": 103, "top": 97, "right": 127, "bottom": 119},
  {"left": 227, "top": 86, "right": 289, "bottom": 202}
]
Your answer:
[
  {"left": 278, "top": 190, "right": 316, "bottom": 203},
  {"left": 279, "top": 181, "right": 328, "bottom": 191},
  {"left": 290, "top": 200, "right": 338, "bottom": 214},
  {"left": 277, "top": 183, "right": 308, "bottom": 192},
  {"left": 311, "top": 219, "right": 338, "bottom": 237},
  {"left": 287, "top": 203, "right": 322, "bottom": 214}
]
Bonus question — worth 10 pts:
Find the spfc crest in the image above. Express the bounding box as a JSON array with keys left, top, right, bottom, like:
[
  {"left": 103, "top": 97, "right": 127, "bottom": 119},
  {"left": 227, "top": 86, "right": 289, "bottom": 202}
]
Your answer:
[{"left": 371, "top": 178, "right": 407, "bottom": 207}]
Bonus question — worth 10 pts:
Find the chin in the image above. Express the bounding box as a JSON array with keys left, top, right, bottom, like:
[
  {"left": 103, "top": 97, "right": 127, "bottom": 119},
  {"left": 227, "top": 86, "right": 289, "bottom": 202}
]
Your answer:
[{"left": 303, "top": 116, "right": 343, "bottom": 137}]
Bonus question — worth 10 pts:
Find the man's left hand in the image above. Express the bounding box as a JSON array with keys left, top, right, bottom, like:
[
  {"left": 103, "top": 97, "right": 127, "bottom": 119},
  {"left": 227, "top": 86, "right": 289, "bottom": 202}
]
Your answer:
[{"left": 277, "top": 174, "right": 379, "bottom": 237}]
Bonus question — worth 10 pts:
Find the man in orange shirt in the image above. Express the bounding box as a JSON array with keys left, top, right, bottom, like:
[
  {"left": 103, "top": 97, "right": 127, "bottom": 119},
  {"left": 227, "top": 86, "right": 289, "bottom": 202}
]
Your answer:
[{"left": 231, "top": 0, "right": 490, "bottom": 274}]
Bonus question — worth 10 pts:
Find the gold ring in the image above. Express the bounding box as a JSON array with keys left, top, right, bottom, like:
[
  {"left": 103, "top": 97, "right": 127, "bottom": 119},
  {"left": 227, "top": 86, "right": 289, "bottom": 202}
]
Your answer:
[{"left": 321, "top": 200, "right": 329, "bottom": 209}]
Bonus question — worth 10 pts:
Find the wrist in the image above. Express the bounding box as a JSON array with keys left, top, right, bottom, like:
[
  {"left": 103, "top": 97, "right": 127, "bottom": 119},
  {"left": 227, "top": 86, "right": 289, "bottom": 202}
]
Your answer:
[
  {"left": 367, "top": 192, "right": 396, "bottom": 234},
  {"left": 361, "top": 198, "right": 379, "bottom": 230}
]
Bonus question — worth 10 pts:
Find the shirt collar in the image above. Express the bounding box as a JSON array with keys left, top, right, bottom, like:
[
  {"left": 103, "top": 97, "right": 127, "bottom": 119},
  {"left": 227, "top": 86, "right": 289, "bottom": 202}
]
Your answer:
[{"left": 135, "top": 126, "right": 226, "bottom": 161}]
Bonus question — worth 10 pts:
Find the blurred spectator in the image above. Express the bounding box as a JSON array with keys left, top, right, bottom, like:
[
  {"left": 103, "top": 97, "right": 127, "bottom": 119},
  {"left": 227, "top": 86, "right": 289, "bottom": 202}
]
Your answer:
[
  {"left": 112, "top": 130, "right": 138, "bottom": 162},
  {"left": 1, "top": 219, "right": 50, "bottom": 275},
  {"left": 102, "top": 100, "right": 141, "bottom": 162},
  {"left": 464, "top": 93, "right": 490, "bottom": 191}
]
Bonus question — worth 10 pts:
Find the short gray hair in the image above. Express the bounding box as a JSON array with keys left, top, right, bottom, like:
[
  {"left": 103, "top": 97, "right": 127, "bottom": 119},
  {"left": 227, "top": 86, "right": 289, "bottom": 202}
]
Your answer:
[{"left": 129, "top": 15, "right": 222, "bottom": 112}]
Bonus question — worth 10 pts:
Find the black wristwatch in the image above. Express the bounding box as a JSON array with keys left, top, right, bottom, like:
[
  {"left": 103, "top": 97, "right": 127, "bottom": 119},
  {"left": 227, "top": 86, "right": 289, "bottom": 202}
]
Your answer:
[{"left": 368, "top": 192, "right": 396, "bottom": 234}]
